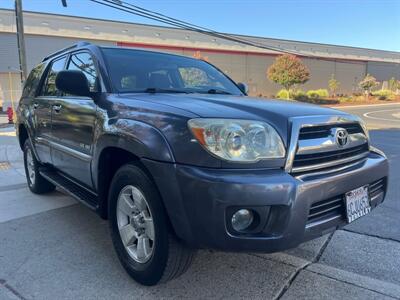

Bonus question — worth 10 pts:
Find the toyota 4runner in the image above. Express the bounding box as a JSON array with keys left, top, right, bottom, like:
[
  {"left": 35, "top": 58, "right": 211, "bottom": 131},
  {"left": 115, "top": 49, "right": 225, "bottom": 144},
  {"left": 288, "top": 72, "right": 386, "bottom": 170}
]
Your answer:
[{"left": 16, "top": 42, "right": 388, "bottom": 286}]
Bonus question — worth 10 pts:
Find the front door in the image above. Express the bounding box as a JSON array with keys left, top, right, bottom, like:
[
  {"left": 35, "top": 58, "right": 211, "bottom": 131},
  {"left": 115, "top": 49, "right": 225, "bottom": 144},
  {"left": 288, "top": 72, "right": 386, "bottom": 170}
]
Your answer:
[
  {"left": 33, "top": 56, "right": 67, "bottom": 164},
  {"left": 50, "top": 51, "right": 98, "bottom": 188}
]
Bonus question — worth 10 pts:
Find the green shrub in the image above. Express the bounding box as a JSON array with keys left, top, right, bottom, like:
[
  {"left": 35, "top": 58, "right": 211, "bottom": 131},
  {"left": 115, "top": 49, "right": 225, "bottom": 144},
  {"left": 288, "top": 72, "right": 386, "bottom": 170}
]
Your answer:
[
  {"left": 338, "top": 96, "right": 353, "bottom": 103},
  {"left": 371, "top": 89, "right": 395, "bottom": 100},
  {"left": 306, "top": 89, "right": 329, "bottom": 99},
  {"left": 292, "top": 89, "right": 308, "bottom": 101},
  {"left": 276, "top": 89, "right": 290, "bottom": 99}
]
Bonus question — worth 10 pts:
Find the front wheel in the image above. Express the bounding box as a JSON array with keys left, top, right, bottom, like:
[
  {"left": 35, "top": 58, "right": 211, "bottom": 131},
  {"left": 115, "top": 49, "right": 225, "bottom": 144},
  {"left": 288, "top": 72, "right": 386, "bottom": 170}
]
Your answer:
[
  {"left": 108, "top": 163, "right": 195, "bottom": 286},
  {"left": 23, "top": 140, "right": 55, "bottom": 194}
]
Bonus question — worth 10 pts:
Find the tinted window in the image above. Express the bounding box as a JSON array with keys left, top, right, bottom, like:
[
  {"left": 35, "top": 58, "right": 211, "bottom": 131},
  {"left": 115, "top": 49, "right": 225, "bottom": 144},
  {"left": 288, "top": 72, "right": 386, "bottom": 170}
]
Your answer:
[
  {"left": 22, "top": 63, "right": 45, "bottom": 97},
  {"left": 41, "top": 57, "right": 67, "bottom": 96},
  {"left": 102, "top": 48, "right": 242, "bottom": 95},
  {"left": 67, "top": 52, "right": 98, "bottom": 92}
]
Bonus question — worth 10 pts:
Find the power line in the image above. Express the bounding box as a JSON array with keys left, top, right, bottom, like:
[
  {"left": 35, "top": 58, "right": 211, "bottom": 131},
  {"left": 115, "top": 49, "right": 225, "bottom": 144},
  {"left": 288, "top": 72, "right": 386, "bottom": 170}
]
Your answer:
[
  {"left": 88, "top": 0, "right": 307, "bottom": 56},
  {"left": 114, "top": 0, "right": 302, "bottom": 54}
]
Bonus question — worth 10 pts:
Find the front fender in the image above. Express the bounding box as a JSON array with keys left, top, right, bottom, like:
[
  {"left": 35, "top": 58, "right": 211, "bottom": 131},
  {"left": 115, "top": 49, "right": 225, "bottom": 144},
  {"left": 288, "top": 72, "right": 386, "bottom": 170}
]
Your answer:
[{"left": 92, "top": 118, "right": 175, "bottom": 189}]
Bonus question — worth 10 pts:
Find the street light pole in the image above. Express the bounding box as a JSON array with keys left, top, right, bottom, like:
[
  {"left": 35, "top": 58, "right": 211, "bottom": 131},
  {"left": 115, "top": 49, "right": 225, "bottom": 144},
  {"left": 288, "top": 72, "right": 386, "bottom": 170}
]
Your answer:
[{"left": 15, "top": 0, "right": 27, "bottom": 83}]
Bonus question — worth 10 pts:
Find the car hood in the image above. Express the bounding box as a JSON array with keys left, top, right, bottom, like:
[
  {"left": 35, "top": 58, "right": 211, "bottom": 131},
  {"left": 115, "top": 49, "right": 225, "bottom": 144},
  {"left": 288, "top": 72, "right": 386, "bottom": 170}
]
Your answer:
[
  {"left": 118, "top": 93, "right": 349, "bottom": 144},
  {"left": 119, "top": 93, "right": 348, "bottom": 142},
  {"left": 122, "top": 93, "right": 346, "bottom": 118}
]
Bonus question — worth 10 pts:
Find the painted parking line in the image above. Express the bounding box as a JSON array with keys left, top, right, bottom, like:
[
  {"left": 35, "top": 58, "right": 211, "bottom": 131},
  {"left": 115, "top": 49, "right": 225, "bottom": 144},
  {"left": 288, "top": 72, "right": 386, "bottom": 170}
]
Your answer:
[
  {"left": 330, "top": 102, "right": 400, "bottom": 109},
  {"left": 363, "top": 109, "right": 400, "bottom": 123},
  {"left": 0, "top": 131, "right": 16, "bottom": 137}
]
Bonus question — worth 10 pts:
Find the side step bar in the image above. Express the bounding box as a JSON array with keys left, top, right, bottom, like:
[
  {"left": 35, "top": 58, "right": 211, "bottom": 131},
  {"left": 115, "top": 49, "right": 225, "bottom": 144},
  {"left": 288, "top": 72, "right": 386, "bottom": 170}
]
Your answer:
[{"left": 39, "top": 169, "right": 99, "bottom": 210}]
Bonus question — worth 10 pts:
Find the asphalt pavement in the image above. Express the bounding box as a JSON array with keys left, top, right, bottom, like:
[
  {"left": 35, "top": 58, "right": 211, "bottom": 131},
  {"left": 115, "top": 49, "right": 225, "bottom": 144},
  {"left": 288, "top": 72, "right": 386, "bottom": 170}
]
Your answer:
[{"left": 0, "top": 103, "right": 399, "bottom": 299}]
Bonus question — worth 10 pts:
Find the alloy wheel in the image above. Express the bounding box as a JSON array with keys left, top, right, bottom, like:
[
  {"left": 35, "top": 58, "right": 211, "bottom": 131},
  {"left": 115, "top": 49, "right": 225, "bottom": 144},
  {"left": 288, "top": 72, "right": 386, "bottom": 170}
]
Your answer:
[
  {"left": 26, "top": 148, "right": 35, "bottom": 185},
  {"left": 116, "top": 185, "right": 155, "bottom": 263}
]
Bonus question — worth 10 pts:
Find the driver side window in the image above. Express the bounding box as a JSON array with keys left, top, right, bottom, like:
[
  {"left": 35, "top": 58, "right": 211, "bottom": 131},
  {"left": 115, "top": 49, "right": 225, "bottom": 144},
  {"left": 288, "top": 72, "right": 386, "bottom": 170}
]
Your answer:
[
  {"left": 40, "top": 56, "right": 67, "bottom": 97},
  {"left": 67, "top": 52, "right": 99, "bottom": 92}
]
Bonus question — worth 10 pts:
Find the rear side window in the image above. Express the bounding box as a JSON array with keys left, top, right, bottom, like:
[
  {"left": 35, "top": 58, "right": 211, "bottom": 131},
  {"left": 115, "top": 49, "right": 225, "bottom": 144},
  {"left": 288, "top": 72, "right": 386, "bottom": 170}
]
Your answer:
[
  {"left": 41, "top": 56, "right": 67, "bottom": 96},
  {"left": 22, "top": 63, "right": 45, "bottom": 97},
  {"left": 67, "top": 52, "right": 98, "bottom": 92}
]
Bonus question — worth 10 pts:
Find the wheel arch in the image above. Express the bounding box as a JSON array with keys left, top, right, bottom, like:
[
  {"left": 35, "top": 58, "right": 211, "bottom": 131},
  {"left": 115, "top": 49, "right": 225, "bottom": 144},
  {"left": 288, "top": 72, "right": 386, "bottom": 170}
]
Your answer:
[
  {"left": 93, "top": 126, "right": 175, "bottom": 220},
  {"left": 18, "top": 123, "right": 29, "bottom": 150}
]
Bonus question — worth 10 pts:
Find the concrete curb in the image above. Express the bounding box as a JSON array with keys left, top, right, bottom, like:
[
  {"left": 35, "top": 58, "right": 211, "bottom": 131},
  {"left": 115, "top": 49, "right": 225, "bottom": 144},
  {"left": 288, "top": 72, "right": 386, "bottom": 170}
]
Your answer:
[
  {"left": 307, "top": 263, "right": 400, "bottom": 299},
  {"left": 329, "top": 102, "right": 400, "bottom": 109}
]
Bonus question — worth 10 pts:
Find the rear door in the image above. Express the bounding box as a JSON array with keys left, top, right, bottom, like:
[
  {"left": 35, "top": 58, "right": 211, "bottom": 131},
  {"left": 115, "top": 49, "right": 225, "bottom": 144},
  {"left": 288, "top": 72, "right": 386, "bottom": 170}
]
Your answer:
[
  {"left": 50, "top": 51, "right": 98, "bottom": 188},
  {"left": 33, "top": 56, "right": 67, "bottom": 164}
]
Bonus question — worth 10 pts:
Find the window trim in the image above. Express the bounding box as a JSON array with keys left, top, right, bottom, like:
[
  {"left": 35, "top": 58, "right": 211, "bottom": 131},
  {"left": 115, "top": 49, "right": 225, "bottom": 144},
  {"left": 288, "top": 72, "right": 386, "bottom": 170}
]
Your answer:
[
  {"left": 36, "top": 55, "right": 68, "bottom": 98},
  {"left": 66, "top": 50, "right": 103, "bottom": 93},
  {"left": 22, "top": 62, "right": 46, "bottom": 98}
]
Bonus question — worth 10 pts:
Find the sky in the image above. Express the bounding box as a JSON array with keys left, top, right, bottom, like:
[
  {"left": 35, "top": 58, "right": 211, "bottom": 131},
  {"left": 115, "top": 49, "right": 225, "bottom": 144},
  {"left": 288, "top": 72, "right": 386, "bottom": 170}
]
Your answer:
[{"left": 1, "top": 0, "right": 399, "bottom": 52}]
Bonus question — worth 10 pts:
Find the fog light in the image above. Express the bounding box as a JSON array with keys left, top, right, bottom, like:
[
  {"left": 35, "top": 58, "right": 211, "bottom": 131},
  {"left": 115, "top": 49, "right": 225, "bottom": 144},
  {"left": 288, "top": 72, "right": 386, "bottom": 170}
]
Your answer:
[{"left": 231, "top": 209, "right": 254, "bottom": 232}]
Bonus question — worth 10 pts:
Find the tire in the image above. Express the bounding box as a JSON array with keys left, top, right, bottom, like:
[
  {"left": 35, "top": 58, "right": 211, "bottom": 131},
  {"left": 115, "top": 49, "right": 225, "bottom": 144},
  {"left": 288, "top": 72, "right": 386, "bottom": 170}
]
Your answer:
[
  {"left": 23, "top": 139, "right": 55, "bottom": 194},
  {"left": 108, "top": 163, "right": 195, "bottom": 286}
]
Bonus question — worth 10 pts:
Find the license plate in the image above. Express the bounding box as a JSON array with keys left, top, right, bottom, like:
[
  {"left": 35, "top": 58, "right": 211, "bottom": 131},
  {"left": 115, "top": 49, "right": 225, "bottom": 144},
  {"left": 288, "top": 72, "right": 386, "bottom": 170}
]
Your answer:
[{"left": 345, "top": 185, "right": 371, "bottom": 223}]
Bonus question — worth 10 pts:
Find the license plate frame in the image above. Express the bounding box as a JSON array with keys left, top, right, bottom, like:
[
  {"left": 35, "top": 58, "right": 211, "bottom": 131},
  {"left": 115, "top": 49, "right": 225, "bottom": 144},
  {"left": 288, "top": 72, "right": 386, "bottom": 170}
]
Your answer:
[{"left": 345, "top": 185, "right": 371, "bottom": 223}]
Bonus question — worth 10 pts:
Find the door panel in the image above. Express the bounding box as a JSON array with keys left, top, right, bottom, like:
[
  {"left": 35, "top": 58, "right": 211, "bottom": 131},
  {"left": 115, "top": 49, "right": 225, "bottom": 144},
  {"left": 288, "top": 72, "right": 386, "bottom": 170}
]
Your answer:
[
  {"left": 32, "top": 97, "right": 53, "bottom": 163},
  {"left": 33, "top": 57, "right": 67, "bottom": 164},
  {"left": 51, "top": 52, "right": 99, "bottom": 188},
  {"left": 51, "top": 97, "right": 96, "bottom": 187}
]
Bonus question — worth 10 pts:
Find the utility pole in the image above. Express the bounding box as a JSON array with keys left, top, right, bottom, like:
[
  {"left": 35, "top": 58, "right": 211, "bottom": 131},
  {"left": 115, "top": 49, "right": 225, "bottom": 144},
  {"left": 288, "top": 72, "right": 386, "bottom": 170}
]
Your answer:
[{"left": 15, "top": 0, "right": 27, "bottom": 83}]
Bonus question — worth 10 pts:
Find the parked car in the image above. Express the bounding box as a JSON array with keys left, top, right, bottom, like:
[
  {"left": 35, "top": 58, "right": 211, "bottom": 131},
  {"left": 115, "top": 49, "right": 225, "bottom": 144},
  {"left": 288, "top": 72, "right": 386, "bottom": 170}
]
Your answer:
[{"left": 16, "top": 42, "right": 388, "bottom": 286}]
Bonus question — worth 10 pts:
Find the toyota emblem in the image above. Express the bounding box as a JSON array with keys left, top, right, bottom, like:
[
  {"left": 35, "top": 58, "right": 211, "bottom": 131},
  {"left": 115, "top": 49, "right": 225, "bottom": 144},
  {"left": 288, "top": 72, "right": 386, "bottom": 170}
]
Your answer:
[{"left": 334, "top": 128, "right": 349, "bottom": 147}]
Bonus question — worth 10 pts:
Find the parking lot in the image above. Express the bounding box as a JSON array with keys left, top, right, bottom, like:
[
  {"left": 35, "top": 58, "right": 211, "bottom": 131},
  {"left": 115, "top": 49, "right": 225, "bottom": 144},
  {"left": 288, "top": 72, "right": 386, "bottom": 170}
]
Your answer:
[{"left": 0, "top": 103, "right": 399, "bottom": 300}]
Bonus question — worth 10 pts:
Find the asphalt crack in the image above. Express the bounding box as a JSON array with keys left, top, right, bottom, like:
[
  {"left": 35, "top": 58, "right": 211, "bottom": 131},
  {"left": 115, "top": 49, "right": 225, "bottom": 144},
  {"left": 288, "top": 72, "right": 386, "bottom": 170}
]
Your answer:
[
  {"left": 342, "top": 228, "right": 400, "bottom": 244},
  {"left": 0, "top": 279, "right": 27, "bottom": 300},
  {"left": 273, "top": 263, "right": 311, "bottom": 300},
  {"left": 273, "top": 232, "right": 335, "bottom": 300}
]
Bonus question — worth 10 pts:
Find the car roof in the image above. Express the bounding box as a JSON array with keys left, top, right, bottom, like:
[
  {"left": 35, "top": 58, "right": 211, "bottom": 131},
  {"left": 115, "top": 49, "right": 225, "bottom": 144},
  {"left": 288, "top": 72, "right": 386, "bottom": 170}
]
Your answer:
[{"left": 42, "top": 41, "right": 202, "bottom": 64}]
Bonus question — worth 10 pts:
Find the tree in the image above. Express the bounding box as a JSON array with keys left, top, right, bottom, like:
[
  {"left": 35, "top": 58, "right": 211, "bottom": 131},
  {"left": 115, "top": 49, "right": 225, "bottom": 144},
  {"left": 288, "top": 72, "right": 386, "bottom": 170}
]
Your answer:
[
  {"left": 328, "top": 74, "right": 340, "bottom": 97},
  {"left": 359, "top": 74, "right": 379, "bottom": 100},
  {"left": 267, "top": 54, "right": 310, "bottom": 98},
  {"left": 388, "top": 77, "right": 399, "bottom": 91}
]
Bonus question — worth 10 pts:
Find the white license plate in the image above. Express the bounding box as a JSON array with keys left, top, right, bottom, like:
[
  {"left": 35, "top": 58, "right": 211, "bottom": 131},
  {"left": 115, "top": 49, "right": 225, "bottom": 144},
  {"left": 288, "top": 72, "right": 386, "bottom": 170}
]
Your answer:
[{"left": 345, "top": 185, "right": 371, "bottom": 223}]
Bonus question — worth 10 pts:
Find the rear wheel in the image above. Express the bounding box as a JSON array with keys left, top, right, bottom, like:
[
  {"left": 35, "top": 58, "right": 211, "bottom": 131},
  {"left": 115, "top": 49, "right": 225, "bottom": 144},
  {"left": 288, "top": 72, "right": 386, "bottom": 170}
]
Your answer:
[
  {"left": 23, "top": 140, "right": 55, "bottom": 194},
  {"left": 108, "top": 163, "right": 195, "bottom": 286}
]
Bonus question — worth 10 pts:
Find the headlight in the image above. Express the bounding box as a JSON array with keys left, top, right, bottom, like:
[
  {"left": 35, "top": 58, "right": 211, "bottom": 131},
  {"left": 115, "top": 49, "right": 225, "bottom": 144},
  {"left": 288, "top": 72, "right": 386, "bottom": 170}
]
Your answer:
[
  {"left": 358, "top": 118, "right": 370, "bottom": 139},
  {"left": 188, "top": 118, "right": 285, "bottom": 162}
]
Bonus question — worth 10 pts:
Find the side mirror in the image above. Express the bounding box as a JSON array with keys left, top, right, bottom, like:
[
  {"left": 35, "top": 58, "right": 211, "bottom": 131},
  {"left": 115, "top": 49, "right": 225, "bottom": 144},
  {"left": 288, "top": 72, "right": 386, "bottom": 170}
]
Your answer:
[
  {"left": 56, "top": 70, "right": 91, "bottom": 97},
  {"left": 237, "top": 82, "right": 249, "bottom": 95}
]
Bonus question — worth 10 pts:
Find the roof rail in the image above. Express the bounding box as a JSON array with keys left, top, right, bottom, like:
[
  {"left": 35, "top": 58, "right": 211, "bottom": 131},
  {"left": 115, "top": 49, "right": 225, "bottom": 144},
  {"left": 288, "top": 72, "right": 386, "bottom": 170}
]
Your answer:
[{"left": 41, "top": 41, "right": 91, "bottom": 62}]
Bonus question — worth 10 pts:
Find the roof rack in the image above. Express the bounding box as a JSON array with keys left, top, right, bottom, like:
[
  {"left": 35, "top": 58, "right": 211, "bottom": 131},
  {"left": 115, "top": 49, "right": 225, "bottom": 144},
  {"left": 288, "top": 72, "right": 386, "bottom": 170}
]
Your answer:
[{"left": 41, "top": 41, "right": 91, "bottom": 62}]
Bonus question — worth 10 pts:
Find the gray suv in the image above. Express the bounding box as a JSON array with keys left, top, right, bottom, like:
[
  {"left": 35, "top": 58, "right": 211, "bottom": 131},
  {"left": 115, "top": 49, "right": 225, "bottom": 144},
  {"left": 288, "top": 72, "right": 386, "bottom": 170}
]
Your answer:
[{"left": 16, "top": 42, "right": 388, "bottom": 285}]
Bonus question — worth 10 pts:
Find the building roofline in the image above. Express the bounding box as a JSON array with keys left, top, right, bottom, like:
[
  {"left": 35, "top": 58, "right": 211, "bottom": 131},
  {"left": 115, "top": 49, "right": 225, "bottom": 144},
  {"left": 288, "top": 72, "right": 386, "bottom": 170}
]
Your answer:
[{"left": 0, "top": 8, "right": 399, "bottom": 56}]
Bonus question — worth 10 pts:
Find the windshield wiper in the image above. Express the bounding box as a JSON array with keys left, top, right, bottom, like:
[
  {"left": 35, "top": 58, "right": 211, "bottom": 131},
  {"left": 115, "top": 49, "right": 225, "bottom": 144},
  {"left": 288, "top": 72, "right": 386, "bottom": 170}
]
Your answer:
[
  {"left": 206, "top": 89, "right": 232, "bottom": 95},
  {"left": 144, "top": 88, "right": 188, "bottom": 94}
]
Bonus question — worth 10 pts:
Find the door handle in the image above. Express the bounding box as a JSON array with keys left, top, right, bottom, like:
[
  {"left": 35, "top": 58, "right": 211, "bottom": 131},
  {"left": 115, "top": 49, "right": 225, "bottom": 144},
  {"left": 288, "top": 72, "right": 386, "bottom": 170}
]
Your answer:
[
  {"left": 33, "top": 103, "right": 39, "bottom": 109},
  {"left": 52, "top": 104, "right": 62, "bottom": 113}
]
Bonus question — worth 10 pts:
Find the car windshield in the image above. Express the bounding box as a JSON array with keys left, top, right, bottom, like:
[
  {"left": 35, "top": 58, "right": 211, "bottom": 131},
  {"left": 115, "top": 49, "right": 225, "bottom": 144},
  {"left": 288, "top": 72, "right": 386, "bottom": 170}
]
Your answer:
[{"left": 101, "top": 48, "right": 243, "bottom": 95}]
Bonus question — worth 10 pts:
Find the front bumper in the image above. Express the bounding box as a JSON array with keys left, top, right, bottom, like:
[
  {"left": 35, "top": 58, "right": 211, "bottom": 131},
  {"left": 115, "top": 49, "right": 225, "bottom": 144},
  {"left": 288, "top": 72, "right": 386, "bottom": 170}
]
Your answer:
[{"left": 143, "top": 150, "right": 388, "bottom": 252}]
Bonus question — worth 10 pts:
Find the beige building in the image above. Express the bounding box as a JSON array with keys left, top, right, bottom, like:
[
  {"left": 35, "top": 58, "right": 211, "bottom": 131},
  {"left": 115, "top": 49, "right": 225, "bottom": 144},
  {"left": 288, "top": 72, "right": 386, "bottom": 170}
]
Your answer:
[{"left": 0, "top": 9, "right": 399, "bottom": 110}]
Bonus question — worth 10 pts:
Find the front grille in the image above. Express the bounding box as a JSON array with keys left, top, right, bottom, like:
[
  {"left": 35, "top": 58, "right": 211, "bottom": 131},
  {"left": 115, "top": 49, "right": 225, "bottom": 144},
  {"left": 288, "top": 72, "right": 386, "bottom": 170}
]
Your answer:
[
  {"left": 306, "top": 178, "right": 386, "bottom": 226},
  {"left": 293, "top": 143, "right": 369, "bottom": 169},
  {"left": 292, "top": 122, "right": 369, "bottom": 173},
  {"left": 299, "top": 123, "right": 363, "bottom": 140}
]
